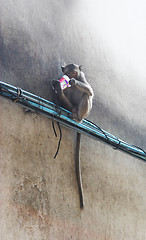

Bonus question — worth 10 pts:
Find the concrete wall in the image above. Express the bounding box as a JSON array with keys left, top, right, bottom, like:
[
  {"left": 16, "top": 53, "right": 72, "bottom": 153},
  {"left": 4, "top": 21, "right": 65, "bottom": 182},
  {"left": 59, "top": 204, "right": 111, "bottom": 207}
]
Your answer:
[
  {"left": 0, "top": 0, "right": 146, "bottom": 239},
  {"left": 1, "top": 97, "right": 146, "bottom": 240}
]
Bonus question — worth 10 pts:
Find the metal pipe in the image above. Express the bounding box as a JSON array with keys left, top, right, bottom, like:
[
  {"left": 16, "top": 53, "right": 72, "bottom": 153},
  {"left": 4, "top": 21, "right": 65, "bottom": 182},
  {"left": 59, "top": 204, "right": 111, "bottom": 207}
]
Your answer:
[{"left": 0, "top": 81, "right": 146, "bottom": 162}]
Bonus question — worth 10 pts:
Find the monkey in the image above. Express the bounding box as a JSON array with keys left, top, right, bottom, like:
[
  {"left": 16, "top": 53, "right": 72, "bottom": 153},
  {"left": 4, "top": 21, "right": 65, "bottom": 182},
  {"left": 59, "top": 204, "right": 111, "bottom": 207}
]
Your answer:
[
  {"left": 51, "top": 64, "right": 94, "bottom": 208},
  {"left": 52, "top": 63, "right": 94, "bottom": 122}
]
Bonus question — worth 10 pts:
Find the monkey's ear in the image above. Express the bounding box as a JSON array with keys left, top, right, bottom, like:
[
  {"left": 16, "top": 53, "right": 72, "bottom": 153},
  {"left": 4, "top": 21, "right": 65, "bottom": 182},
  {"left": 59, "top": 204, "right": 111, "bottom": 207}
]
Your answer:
[
  {"left": 61, "top": 66, "right": 65, "bottom": 73},
  {"left": 79, "top": 65, "right": 82, "bottom": 71}
]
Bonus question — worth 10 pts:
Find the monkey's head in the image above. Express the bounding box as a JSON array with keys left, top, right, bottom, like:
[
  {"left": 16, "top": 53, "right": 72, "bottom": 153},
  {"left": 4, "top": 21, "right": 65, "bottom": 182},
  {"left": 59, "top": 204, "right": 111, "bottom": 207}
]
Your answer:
[{"left": 61, "top": 63, "right": 82, "bottom": 79}]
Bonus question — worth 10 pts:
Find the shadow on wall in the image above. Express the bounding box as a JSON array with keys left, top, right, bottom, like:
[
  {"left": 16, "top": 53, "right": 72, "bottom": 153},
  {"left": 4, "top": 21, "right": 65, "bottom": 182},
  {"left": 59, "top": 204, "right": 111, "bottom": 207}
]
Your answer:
[
  {"left": 0, "top": 28, "right": 57, "bottom": 100},
  {"left": 0, "top": 0, "right": 87, "bottom": 101},
  {"left": 0, "top": 0, "right": 146, "bottom": 150},
  {"left": 0, "top": 25, "right": 146, "bottom": 149},
  {"left": 0, "top": 0, "right": 101, "bottom": 101}
]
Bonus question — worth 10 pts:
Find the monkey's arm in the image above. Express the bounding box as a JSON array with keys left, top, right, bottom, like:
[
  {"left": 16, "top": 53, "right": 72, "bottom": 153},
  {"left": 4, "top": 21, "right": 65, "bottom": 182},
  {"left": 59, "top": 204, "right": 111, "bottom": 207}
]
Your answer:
[
  {"left": 70, "top": 78, "right": 94, "bottom": 96},
  {"left": 76, "top": 81, "right": 93, "bottom": 96}
]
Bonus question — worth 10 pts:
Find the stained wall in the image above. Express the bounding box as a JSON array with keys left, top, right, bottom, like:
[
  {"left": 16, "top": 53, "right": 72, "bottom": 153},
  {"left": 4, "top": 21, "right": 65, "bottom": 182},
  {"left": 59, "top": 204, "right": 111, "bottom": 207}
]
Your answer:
[{"left": 0, "top": 0, "right": 146, "bottom": 239}]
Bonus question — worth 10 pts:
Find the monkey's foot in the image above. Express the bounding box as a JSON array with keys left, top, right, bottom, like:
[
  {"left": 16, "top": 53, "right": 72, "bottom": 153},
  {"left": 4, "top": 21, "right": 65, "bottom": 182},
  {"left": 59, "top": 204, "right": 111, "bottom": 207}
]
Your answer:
[
  {"left": 72, "top": 107, "right": 77, "bottom": 115},
  {"left": 71, "top": 108, "right": 82, "bottom": 123},
  {"left": 74, "top": 117, "right": 82, "bottom": 123},
  {"left": 69, "top": 113, "right": 82, "bottom": 123},
  {"left": 72, "top": 107, "right": 79, "bottom": 120}
]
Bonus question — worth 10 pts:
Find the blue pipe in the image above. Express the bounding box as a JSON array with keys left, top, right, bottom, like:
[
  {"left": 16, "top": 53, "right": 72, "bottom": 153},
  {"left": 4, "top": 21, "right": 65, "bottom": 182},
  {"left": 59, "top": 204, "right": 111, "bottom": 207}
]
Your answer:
[{"left": 0, "top": 81, "right": 146, "bottom": 162}]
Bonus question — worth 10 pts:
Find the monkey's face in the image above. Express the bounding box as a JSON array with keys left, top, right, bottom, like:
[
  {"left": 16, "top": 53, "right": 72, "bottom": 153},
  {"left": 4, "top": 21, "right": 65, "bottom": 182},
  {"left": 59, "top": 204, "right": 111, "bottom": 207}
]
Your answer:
[
  {"left": 61, "top": 64, "right": 81, "bottom": 79},
  {"left": 67, "top": 70, "right": 77, "bottom": 79}
]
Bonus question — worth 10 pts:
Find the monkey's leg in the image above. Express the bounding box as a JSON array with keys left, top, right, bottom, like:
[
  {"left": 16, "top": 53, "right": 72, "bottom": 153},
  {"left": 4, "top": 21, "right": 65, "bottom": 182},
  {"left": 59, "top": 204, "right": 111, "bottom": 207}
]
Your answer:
[
  {"left": 59, "top": 93, "right": 74, "bottom": 111},
  {"left": 52, "top": 80, "right": 74, "bottom": 111},
  {"left": 77, "top": 93, "right": 90, "bottom": 122}
]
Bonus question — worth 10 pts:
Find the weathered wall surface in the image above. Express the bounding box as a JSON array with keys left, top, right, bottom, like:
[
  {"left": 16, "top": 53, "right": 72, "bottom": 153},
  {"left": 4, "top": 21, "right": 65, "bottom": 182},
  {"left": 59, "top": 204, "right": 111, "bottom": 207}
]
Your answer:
[
  {"left": 0, "top": 0, "right": 146, "bottom": 239},
  {"left": 1, "top": 97, "right": 146, "bottom": 240}
]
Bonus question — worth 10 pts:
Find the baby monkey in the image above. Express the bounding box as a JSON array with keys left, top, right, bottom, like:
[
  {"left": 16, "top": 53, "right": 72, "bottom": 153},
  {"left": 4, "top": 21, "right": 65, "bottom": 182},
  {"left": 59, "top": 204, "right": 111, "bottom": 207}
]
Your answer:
[{"left": 52, "top": 63, "right": 94, "bottom": 122}]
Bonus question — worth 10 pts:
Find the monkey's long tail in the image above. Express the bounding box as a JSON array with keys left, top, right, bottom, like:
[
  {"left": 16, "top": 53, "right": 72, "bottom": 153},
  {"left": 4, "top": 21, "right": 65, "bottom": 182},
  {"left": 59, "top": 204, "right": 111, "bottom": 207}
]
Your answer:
[{"left": 75, "top": 132, "right": 84, "bottom": 208}]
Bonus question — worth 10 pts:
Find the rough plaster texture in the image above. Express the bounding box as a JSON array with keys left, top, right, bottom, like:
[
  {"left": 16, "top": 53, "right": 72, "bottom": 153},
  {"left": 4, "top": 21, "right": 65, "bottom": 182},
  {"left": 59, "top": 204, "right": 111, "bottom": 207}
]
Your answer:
[
  {"left": 0, "top": 0, "right": 146, "bottom": 239},
  {"left": 0, "top": 0, "right": 146, "bottom": 149},
  {"left": 0, "top": 97, "right": 146, "bottom": 240}
]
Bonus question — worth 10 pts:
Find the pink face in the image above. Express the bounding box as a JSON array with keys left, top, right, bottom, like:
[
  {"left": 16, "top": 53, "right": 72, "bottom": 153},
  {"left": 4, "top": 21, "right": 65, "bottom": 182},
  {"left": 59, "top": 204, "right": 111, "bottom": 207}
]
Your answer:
[{"left": 67, "top": 70, "right": 77, "bottom": 79}]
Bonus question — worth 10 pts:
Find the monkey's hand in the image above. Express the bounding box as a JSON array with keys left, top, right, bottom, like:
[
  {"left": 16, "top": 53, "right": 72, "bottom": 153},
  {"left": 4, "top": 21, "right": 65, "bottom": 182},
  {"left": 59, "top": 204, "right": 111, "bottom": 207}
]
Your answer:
[
  {"left": 51, "top": 80, "right": 62, "bottom": 95},
  {"left": 69, "top": 78, "right": 76, "bottom": 86}
]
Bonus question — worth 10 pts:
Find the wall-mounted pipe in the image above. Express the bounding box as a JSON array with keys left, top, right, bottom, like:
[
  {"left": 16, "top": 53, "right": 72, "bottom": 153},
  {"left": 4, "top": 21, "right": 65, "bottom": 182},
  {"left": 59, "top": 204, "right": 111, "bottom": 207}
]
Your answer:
[{"left": 0, "top": 81, "right": 146, "bottom": 162}]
